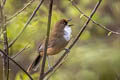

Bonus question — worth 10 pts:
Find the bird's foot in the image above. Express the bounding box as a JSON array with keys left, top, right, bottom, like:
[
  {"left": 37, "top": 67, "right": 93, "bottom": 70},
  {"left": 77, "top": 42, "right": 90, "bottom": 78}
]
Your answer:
[
  {"left": 47, "top": 56, "right": 52, "bottom": 69},
  {"left": 64, "top": 48, "right": 70, "bottom": 53}
]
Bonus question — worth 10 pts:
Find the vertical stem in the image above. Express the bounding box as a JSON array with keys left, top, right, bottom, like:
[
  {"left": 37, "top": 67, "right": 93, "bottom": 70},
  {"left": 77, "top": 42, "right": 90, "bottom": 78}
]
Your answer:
[
  {"left": 0, "top": 2, "right": 6, "bottom": 80},
  {"left": 3, "top": 16, "right": 9, "bottom": 80},
  {"left": 0, "top": 0, "right": 9, "bottom": 80},
  {"left": 39, "top": 0, "right": 53, "bottom": 80}
]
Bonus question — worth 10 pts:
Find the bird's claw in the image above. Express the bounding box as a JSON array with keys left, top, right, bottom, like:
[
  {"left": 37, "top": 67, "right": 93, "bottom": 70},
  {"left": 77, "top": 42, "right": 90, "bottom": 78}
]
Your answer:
[{"left": 64, "top": 48, "right": 70, "bottom": 53}]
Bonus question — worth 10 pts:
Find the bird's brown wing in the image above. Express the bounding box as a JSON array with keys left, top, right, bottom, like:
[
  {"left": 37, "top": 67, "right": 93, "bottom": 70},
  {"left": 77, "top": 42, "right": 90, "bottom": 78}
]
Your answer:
[
  {"left": 37, "top": 39, "right": 45, "bottom": 53},
  {"left": 38, "top": 39, "right": 56, "bottom": 53},
  {"left": 48, "top": 39, "right": 56, "bottom": 47}
]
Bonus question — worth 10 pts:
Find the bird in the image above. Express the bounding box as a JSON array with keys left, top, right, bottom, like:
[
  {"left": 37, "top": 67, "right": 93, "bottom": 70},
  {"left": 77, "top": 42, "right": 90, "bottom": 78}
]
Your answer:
[{"left": 27, "top": 19, "right": 73, "bottom": 72}]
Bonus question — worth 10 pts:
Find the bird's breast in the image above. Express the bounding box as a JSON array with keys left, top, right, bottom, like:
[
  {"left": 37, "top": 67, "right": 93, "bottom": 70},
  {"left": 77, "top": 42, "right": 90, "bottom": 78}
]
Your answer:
[{"left": 63, "top": 25, "right": 72, "bottom": 41}]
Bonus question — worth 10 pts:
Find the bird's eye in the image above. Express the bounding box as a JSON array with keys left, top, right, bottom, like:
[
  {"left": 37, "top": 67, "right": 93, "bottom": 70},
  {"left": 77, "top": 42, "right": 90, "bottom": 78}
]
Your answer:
[{"left": 63, "top": 21, "right": 67, "bottom": 25}]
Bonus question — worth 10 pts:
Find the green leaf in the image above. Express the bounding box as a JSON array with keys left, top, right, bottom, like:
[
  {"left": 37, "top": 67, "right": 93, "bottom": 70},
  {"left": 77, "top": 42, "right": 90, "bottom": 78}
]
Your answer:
[
  {"left": 107, "top": 31, "right": 112, "bottom": 36},
  {"left": 80, "top": 14, "right": 84, "bottom": 19}
]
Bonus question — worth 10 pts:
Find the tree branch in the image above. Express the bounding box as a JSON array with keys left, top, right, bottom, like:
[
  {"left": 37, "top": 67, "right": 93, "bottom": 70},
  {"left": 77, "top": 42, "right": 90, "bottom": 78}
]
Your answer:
[
  {"left": 11, "top": 43, "right": 30, "bottom": 59},
  {"left": 3, "top": 17, "right": 9, "bottom": 80},
  {"left": 8, "top": 0, "right": 44, "bottom": 48},
  {"left": 68, "top": 0, "right": 120, "bottom": 35},
  {"left": 0, "top": 49, "right": 33, "bottom": 80},
  {"left": 39, "top": 0, "right": 53, "bottom": 80},
  {"left": 0, "top": 1, "right": 9, "bottom": 80},
  {"left": 43, "top": 0, "right": 102, "bottom": 78}
]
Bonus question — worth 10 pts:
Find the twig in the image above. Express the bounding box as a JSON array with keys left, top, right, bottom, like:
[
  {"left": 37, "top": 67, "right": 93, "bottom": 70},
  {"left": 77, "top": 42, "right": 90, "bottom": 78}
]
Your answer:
[
  {"left": 39, "top": 0, "right": 53, "bottom": 80},
  {"left": 43, "top": 0, "right": 102, "bottom": 78},
  {"left": 0, "top": 2, "right": 9, "bottom": 80},
  {"left": 7, "top": 0, "right": 35, "bottom": 22},
  {"left": 3, "top": 17, "right": 9, "bottom": 80},
  {"left": 0, "top": 49, "right": 33, "bottom": 80},
  {"left": 11, "top": 43, "right": 30, "bottom": 59},
  {"left": 0, "top": 3, "right": 6, "bottom": 80},
  {"left": 8, "top": 0, "right": 44, "bottom": 48},
  {"left": 68, "top": 0, "right": 120, "bottom": 35}
]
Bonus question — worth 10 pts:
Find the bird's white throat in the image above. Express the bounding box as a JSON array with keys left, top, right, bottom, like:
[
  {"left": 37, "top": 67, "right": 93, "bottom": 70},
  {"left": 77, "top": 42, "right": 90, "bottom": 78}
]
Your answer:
[{"left": 63, "top": 25, "right": 72, "bottom": 41}]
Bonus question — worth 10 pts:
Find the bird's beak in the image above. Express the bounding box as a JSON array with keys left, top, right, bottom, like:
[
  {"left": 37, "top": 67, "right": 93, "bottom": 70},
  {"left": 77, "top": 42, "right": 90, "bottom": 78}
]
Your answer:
[
  {"left": 68, "top": 24, "right": 74, "bottom": 26},
  {"left": 67, "top": 19, "right": 72, "bottom": 22},
  {"left": 67, "top": 19, "right": 73, "bottom": 27}
]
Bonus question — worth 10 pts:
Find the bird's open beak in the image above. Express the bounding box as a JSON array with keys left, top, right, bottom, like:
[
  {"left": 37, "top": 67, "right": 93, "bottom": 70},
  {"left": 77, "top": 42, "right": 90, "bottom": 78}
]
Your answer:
[
  {"left": 67, "top": 19, "right": 74, "bottom": 26},
  {"left": 67, "top": 19, "right": 72, "bottom": 22},
  {"left": 68, "top": 24, "right": 74, "bottom": 26}
]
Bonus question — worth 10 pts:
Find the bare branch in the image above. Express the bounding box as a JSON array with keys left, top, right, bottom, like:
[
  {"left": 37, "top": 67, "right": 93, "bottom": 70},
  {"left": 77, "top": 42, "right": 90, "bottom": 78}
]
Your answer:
[
  {"left": 3, "top": 17, "right": 9, "bottom": 80},
  {"left": 39, "top": 0, "right": 53, "bottom": 80},
  {"left": 7, "top": 0, "right": 35, "bottom": 22},
  {"left": 11, "top": 43, "right": 30, "bottom": 59},
  {"left": 0, "top": 49, "right": 33, "bottom": 80},
  {"left": 43, "top": 0, "right": 102, "bottom": 78},
  {"left": 68, "top": 0, "right": 120, "bottom": 35},
  {"left": 0, "top": 2, "right": 9, "bottom": 80},
  {"left": 8, "top": 0, "right": 44, "bottom": 48}
]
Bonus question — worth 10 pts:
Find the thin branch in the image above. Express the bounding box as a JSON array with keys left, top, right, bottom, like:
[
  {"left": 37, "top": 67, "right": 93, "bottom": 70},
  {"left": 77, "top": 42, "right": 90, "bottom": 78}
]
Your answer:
[
  {"left": 0, "top": 49, "right": 33, "bottom": 80},
  {"left": 11, "top": 43, "right": 30, "bottom": 59},
  {"left": 8, "top": 0, "right": 44, "bottom": 48},
  {"left": 0, "top": 2, "right": 9, "bottom": 80},
  {"left": 39, "top": 0, "right": 53, "bottom": 80},
  {"left": 0, "top": 4, "right": 6, "bottom": 80},
  {"left": 7, "top": 0, "right": 35, "bottom": 22},
  {"left": 3, "top": 17, "right": 9, "bottom": 80},
  {"left": 68, "top": 0, "right": 120, "bottom": 35},
  {"left": 43, "top": 0, "right": 102, "bottom": 78}
]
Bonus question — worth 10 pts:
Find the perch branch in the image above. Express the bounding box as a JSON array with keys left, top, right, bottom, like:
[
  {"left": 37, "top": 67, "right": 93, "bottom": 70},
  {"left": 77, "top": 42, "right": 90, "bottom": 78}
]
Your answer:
[
  {"left": 39, "top": 0, "right": 53, "bottom": 80},
  {"left": 8, "top": 0, "right": 44, "bottom": 48},
  {"left": 43, "top": 0, "right": 102, "bottom": 78},
  {"left": 68, "top": 0, "right": 120, "bottom": 35}
]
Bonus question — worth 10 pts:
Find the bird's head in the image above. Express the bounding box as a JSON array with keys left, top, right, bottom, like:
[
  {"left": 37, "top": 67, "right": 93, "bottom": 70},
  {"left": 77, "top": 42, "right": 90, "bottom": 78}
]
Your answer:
[{"left": 54, "top": 19, "right": 73, "bottom": 31}]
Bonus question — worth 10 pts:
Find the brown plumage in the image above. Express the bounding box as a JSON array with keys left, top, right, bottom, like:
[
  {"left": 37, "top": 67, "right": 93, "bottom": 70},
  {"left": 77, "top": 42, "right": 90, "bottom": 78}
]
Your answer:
[{"left": 27, "top": 19, "right": 72, "bottom": 72}]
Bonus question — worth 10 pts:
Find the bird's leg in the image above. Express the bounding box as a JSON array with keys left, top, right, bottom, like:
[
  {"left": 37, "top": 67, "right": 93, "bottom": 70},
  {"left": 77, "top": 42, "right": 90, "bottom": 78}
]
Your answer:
[
  {"left": 64, "top": 48, "right": 70, "bottom": 53},
  {"left": 47, "top": 55, "right": 51, "bottom": 69}
]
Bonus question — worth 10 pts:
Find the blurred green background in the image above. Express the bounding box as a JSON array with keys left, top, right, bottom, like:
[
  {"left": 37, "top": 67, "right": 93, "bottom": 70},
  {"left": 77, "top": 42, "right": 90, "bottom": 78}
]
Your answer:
[{"left": 0, "top": 0, "right": 120, "bottom": 80}]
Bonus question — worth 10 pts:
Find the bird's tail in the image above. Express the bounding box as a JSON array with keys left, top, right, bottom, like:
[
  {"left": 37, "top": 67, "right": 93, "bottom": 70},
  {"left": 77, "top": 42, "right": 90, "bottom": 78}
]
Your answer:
[{"left": 27, "top": 55, "right": 42, "bottom": 72}]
